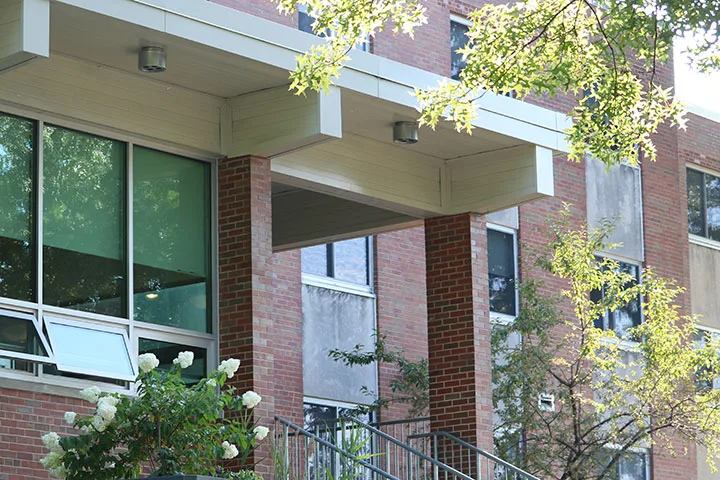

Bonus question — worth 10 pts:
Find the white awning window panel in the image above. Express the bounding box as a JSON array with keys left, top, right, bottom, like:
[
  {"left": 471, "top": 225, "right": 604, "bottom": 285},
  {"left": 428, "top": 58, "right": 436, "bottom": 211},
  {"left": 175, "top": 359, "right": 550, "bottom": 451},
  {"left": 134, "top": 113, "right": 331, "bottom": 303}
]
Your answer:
[
  {"left": 0, "top": 309, "right": 54, "bottom": 364},
  {"left": 44, "top": 316, "right": 136, "bottom": 381}
]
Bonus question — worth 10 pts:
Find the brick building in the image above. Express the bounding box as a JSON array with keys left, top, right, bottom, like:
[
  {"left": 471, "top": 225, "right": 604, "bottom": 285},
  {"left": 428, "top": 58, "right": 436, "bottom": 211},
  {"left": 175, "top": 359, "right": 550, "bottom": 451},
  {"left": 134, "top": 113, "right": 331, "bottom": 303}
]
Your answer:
[{"left": 0, "top": 0, "right": 714, "bottom": 479}]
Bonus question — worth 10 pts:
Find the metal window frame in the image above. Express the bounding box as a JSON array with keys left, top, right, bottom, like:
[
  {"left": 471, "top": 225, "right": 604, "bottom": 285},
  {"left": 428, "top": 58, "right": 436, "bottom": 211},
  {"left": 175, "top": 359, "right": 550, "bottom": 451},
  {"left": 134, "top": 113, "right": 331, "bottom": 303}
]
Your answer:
[
  {"left": 0, "top": 308, "right": 54, "bottom": 364},
  {"left": 487, "top": 223, "right": 519, "bottom": 319},
  {"left": 44, "top": 314, "right": 137, "bottom": 381},
  {"left": 0, "top": 105, "right": 219, "bottom": 389}
]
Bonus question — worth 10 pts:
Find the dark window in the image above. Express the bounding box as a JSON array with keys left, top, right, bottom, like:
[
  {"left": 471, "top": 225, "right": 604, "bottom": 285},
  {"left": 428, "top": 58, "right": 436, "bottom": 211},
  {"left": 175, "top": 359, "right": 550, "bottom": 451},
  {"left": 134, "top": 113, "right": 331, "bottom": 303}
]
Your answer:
[
  {"left": 450, "top": 19, "right": 470, "bottom": 80},
  {"left": 301, "top": 237, "right": 371, "bottom": 286},
  {"left": 601, "top": 451, "right": 648, "bottom": 480},
  {"left": 592, "top": 259, "right": 641, "bottom": 338},
  {"left": 139, "top": 338, "right": 207, "bottom": 384},
  {"left": 687, "top": 168, "right": 720, "bottom": 241},
  {"left": 488, "top": 228, "right": 517, "bottom": 316},
  {"left": 693, "top": 329, "right": 720, "bottom": 392}
]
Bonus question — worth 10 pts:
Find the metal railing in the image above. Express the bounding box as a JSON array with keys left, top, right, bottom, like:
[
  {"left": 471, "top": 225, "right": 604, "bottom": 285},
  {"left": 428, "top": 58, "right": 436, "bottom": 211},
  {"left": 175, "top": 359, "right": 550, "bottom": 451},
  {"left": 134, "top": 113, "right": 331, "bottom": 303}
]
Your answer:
[
  {"left": 274, "top": 415, "right": 399, "bottom": 480},
  {"left": 371, "top": 417, "right": 431, "bottom": 444},
  {"left": 408, "top": 432, "right": 541, "bottom": 480}
]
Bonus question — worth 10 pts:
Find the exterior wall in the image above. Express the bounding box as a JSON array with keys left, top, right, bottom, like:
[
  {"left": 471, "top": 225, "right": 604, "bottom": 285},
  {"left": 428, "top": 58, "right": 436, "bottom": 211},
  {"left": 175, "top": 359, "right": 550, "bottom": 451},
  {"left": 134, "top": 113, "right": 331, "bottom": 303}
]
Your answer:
[{"left": 375, "top": 227, "right": 429, "bottom": 422}]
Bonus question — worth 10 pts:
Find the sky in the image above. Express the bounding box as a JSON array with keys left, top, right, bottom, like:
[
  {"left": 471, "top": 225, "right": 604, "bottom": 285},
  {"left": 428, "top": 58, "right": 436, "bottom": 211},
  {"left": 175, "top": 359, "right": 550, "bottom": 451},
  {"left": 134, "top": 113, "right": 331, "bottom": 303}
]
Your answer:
[{"left": 674, "top": 37, "right": 720, "bottom": 120}]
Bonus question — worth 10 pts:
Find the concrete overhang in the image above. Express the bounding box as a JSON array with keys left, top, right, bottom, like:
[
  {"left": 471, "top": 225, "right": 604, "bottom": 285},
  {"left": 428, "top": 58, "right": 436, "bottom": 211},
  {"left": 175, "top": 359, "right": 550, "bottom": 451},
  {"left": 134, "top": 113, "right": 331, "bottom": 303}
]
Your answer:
[{"left": 0, "top": 0, "right": 570, "bottom": 249}]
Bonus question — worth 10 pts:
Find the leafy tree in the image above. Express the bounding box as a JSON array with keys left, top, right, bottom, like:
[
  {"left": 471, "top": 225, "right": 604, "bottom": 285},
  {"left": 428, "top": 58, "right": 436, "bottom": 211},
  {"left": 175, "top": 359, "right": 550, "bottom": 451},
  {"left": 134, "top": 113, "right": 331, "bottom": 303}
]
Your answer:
[
  {"left": 271, "top": 0, "right": 703, "bottom": 166},
  {"left": 493, "top": 208, "right": 720, "bottom": 480}
]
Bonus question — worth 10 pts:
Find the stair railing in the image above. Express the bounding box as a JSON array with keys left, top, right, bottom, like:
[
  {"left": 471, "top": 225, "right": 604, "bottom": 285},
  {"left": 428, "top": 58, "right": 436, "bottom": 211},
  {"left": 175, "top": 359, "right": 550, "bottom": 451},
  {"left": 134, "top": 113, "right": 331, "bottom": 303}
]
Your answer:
[{"left": 408, "top": 431, "right": 541, "bottom": 480}]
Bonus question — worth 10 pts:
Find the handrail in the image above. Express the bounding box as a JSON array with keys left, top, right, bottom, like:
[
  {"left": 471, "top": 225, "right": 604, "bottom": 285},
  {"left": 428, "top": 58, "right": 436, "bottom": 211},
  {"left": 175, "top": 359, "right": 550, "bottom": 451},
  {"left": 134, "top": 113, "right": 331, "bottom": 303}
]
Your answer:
[
  {"left": 274, "top": 415, "right": 400, "bottom": 480},
  {"left": 340, "top": 416, "right": 474, "bottom": 480},
  {"left": 371, "top": 417, "right": 431, "bottom": 428},
  {"left": 409, "top": 431, "right": 541, "bottom": 480}
]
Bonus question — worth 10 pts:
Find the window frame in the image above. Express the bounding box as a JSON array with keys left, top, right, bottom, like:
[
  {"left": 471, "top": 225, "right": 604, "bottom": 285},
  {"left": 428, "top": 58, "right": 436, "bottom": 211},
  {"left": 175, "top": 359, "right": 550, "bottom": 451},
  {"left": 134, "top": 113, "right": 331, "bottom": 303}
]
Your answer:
[
  {"left": 592, "top": 254, "right": 643, "bottom": 342},
  {"left": 602, "top": 445, "right": 650, "bottom": 480},
  {"left": 301, "top": 237, "right": 374, "bottom": 296},
  {"left": 0, "top": 104, "right": 218, "bottom": 390},
  {"left": 487, "top": 223, "right": 519, "bottom": 324},
  {"left": 687, "top": 166, "right": 720, "bottom": 247},
  {"left": 44, "top": 314, "right": 137, "bottom": 381},
  {"left": 0, "top": 308, "right": 54, "bottom": 365},
  {"left": 449, "top": 14, "right": 472, "bottom": 81}
]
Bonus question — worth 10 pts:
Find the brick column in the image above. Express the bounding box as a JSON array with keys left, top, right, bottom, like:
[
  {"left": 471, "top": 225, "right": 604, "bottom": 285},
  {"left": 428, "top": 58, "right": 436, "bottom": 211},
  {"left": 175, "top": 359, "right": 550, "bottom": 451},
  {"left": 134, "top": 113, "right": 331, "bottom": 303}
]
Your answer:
[
  {"left": 424, "top": 213, "right": 493, "bottom": 456},
  {"left": 217, "top": 155, "right": 303, "bottom": 472}
]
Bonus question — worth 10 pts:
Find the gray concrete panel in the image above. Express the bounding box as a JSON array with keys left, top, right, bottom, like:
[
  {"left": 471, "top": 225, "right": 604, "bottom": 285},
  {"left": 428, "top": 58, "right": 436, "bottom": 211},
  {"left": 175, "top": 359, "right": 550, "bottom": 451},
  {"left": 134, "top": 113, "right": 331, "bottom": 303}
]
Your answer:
[
  {"left": 690, "top": 242, "right": 720, "bottom": 331},
  {"left": 302, "top": 285, "right": 377, "bottom": 404},
  {"left": 586, "top": 157, "right": 644, "bottom": 261},
  {"left": 486, "top": 207, "right": 519, "bottom": 230}
]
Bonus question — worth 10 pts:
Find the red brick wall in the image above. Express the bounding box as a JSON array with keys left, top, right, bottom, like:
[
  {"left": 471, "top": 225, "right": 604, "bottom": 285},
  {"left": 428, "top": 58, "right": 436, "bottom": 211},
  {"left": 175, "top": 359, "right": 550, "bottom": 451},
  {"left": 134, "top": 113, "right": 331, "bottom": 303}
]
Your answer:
[
  {"left": 375, "top": 227, "right": 429, "bottom": 422},
  {"left": 424, "top": 213, "right": 493, "bottom": 453},
  {"left": 0, "top": 388, "right": 94, "bottom": 480}
]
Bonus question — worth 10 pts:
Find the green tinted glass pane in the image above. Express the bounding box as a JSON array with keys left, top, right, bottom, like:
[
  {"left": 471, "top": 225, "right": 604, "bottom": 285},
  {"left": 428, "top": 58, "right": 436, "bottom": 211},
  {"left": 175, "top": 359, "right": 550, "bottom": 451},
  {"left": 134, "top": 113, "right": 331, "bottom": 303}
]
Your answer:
[
  {"left": 133, "top": 147, "right": 211, "bottom": 333},
  {"left": 139, "top": 338, "right": 207, "bottom": 384},
  {"left": 0, "top": 113, "right": 35, "bottom": 302},
  {"left": 0, "top": 314, "right": 47, "bottom": 357},
  {"left": 43, "top": 125, "right": 126, "bottom": 316}
]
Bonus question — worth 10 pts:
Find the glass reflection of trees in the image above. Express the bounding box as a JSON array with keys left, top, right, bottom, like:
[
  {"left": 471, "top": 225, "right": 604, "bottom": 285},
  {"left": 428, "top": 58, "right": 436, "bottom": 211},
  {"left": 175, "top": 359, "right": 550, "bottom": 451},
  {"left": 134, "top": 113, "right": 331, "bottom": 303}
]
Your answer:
[
  {"left": 0, "top": 113, "right": 211, "bottom": 333},
  {"left": 0, "top": 114, "right": 35, "bottom": 302}
]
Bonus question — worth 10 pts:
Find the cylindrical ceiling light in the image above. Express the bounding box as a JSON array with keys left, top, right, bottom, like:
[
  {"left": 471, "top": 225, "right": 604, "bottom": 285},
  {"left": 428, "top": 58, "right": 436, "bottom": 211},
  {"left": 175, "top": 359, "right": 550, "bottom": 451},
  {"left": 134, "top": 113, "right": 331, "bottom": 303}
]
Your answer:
[
  {"left": 393, "top": 121, "right": 419, "bottom": 144},
  {"left": 138, "top": 46, "right": 167, "bottom": 73}
]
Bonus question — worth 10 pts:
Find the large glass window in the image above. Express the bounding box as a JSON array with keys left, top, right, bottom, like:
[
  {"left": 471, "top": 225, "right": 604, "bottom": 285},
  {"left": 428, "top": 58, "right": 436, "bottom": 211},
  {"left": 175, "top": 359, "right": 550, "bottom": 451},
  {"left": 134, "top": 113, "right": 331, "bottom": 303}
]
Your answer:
[
  {"left": 298, "top": 5, "right": 370, "bottom": 52},
  {"left": 43, "top": 126, "right": 126, "bottom": 316},
  {"left": 488, "top": 227, "right": 517, "bottom": 316},
  {"left": 0, "top": 114, "right": 35, "bottom": 302},
  {"left": 592, "top": 259, "right": 642, "bottom": 338},
  {"left": 139, "top": 338, "right": 207, "bottom": 384},
  {"left": 301, "top": 237, "right": 371, "bottom": 287},
  {"left": 687, "top": 167, "right": 720, "bottom": 241},
  {"left": 133, "top": 147, "right": 211, "bottom": 333},
  {"left": 0, "top": 111, "right": 213, "bottom": 385}
]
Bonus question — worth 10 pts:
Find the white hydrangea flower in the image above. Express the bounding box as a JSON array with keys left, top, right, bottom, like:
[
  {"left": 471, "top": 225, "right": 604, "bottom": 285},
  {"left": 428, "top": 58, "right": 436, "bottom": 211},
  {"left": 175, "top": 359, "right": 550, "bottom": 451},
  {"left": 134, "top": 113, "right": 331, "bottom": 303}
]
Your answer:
[
  {"left": 253, "top": 425, "right": 270, "bottom": 441},
  {"left": 138, "top": 353, "right": 160, "bottom": 373},
  {"left": 91, "top": 415, "right": 107, "bottom": 432},
  {"left": 41, "top": 432, "right": 63, "bottom": 454},
  {"left": 206, "top": 378, "right": 217, "bottom": 388},
  {"left": 241, "top": 390, "right": 262, "bottom": 409},
  {"left": 63, "top": 412, "right": 76, "bottom": 425},
  {"left": 218, "top": 358, "right": 241, "bottom": 378},
  {"left": 99, "top": 396, "right": 120, "bottom": 407},
  {"left": 96, "top": 401, "right": 117, "bottom": 422},
  {"left": 173, "top": 351, "right": 194, "bottom": 369},
  {"left": 41, "top": 451, "right": 68, "bottom": 479},
  {"left": 79, "top": 386, "right": 102, "bottom": 404},
  {"left": 221, "top": 440, "right": 239, "bottom": 459}
]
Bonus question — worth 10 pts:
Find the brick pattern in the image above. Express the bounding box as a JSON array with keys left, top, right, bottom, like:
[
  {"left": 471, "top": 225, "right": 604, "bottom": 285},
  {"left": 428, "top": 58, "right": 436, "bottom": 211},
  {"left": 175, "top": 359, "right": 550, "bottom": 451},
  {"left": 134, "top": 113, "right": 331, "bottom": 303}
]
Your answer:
[
  {"left": 0, "top": 388, "right": 94, "bottom": 480},
  {"left": 424, "top": 213, "right": 492, "bottom": 453},
  {"left": 375, "top": 227, "right": 429, "bottom": 422},
  {"left": 217, "top": 155, "right": 304, "bottom": 473}
]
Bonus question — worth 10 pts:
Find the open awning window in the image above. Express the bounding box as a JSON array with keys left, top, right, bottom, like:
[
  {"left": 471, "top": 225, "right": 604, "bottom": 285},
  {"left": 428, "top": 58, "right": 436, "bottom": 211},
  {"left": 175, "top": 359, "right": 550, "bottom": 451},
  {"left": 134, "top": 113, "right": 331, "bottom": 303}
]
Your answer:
[
  {"left": 0, "top": 309, "right": 53, "bottom": 364},
  {"left": 44, "top": 316, "right": 136, "bottom": 381}
]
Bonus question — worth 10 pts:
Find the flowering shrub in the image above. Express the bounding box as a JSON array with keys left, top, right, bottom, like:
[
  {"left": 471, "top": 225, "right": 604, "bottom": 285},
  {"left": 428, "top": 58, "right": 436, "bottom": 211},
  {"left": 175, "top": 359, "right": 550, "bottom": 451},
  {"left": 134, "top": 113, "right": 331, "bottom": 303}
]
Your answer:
[{"left": 40, "top": 352, "right": 267, "bottom": 479}]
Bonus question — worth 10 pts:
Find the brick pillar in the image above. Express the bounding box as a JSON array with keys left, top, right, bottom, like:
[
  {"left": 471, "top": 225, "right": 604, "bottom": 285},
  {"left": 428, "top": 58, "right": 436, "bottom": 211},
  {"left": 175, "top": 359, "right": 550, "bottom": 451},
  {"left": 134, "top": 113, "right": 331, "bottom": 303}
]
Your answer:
[
  {"left": 217, "top": 155, "right": 303, "bottom": 473},
  {"left": 424, "top": 213, "right": 493, "bottom": 458}
]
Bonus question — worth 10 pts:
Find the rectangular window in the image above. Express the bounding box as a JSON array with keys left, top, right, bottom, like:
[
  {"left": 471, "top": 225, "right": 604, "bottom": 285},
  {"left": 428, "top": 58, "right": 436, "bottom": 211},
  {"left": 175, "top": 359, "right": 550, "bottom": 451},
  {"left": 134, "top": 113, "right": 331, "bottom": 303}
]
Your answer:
[
  {"left": 687, "top": 167, "right": 720, "bottom": 241},
  {"left": 0, "top": 310, "right": 51, "bottom": 365},
  {"left": 298, "top": 6, "right": 370, "bottom": 52},
  {"left": 43, "top": 125, "right": 127, "bottom": 317},
  {"left": 301, "top": 237, "right": 372, "bottom": 287},
  {"left": 44, "top": 316, "right": 135, "bottom": 381},
  {"left": 133, "top": 147, "right": 212, "bottom": 333},
  {"left": 601, "top": 450, "right": 649, "bottom": 480},
  {"left": 0, "top": 110, "right": 215, "bottom": 385},
  {"left": 0, "top": 113, "right": 35, "bottom": 302},
  {"left": 592, "top": 258, "right": 642, "bottom": 338},
  {"left": 450, "top": 17, "right": 470, "bottom": 80},
  {"left": 488, "top": 227, "right": 518, "bottom": 317}
]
